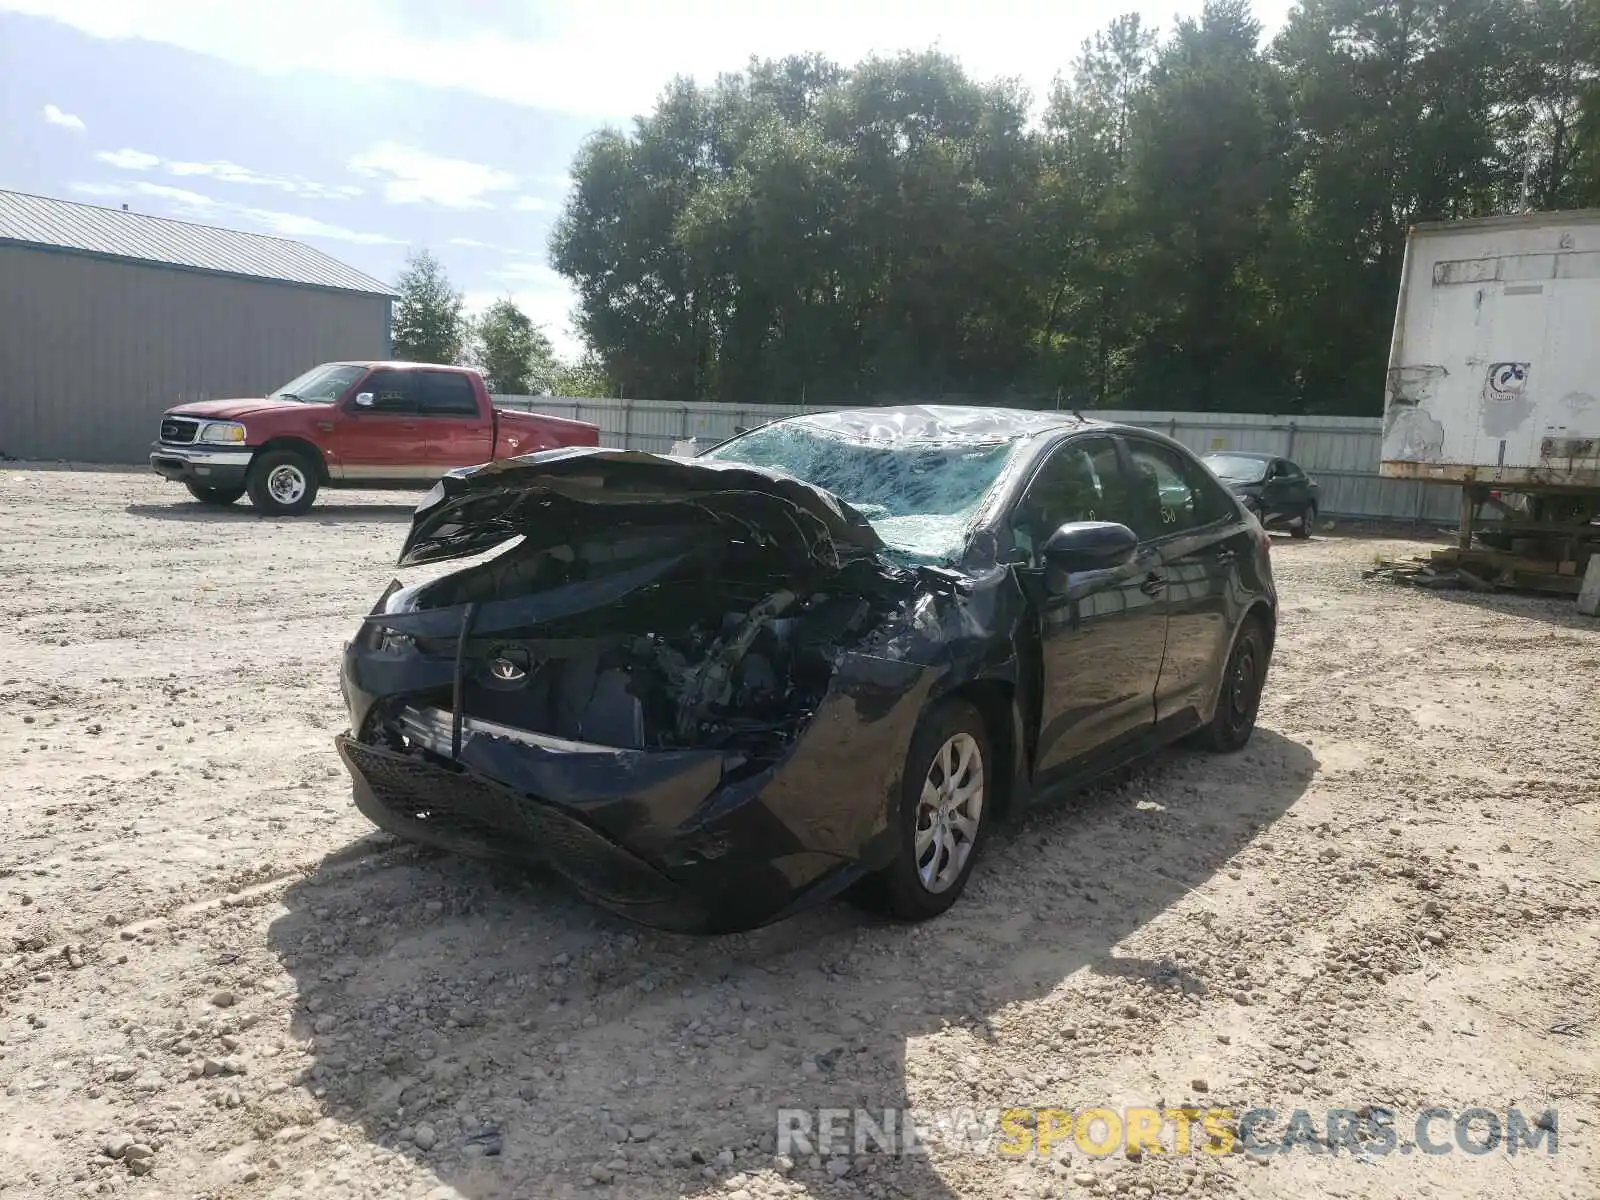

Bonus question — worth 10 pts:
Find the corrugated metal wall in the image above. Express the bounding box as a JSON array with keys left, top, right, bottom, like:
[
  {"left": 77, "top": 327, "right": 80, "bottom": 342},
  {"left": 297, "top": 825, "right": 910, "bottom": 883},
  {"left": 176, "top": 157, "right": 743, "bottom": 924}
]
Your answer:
[
  {"left": 494, "top": 395, "right": 1461, "bottom": 522},
  {"left": 0, "top": 244, "right": 391, "bottom": 463}
]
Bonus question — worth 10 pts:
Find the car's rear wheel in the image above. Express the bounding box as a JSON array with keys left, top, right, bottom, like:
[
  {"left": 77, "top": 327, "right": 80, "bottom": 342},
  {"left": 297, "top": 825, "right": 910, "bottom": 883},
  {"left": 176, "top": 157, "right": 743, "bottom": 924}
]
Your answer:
[
  {"left": 1198, "top": 616, "right": 1269, "bottom": 753},
  {"left": 863, "top": 697, "right": 992, "bottom": 921},
  {"left": 185, "top": 482, "right": 245, "bottom": 506},
  {"left": 1291, "top": 503, "right": 1315, "bottom": 539},
  {"left": 246, "top": 449, "right": 319, "bottom": 516}
]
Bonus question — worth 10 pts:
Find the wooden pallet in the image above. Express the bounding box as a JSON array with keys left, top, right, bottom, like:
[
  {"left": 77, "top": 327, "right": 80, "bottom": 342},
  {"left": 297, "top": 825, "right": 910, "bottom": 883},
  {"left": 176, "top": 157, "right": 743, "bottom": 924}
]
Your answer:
[
  {"left": 1364, "top": 551, "right": 1583, "bottom": 595},
  {"left": 1430, "top": 548, "right": 1584, "bottom": 595}
]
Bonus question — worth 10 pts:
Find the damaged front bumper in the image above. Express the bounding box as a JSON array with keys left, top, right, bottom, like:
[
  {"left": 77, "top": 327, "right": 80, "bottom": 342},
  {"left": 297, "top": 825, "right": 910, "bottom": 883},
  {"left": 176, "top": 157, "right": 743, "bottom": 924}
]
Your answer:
[{"left": 337, "top": 638, "right": 934, "bottom": 934}]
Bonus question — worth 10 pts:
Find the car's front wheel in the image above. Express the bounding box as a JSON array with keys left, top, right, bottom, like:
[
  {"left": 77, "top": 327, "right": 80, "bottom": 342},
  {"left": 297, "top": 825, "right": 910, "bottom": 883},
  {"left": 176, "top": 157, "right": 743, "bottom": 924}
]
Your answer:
[
  {"left": 185, "top": 482, "right": 245, "bottom": 506},
  {"left": 864, "top": 697, "right": 992, "bottom": 922},
  {"left": 246, "top": 449, "right": 320, "bottom": 516}
]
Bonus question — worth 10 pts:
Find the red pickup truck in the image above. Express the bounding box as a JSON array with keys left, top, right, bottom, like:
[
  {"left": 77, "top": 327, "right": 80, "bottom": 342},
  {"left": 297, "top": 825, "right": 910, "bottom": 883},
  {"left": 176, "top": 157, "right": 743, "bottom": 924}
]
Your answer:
[{"left": 149, "top": 361, "right": 601, "bottom": 516}]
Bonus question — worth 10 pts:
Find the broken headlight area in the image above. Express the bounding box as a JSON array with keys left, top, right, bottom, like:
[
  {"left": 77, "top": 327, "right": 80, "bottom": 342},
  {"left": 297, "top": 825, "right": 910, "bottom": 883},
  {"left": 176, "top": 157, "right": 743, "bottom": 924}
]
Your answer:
[
  {"left": 337, "top": 448, "right": 983, "bottom": 931},
  {"left": 354, "top": 514, "right": 908, "bottom": 764}
]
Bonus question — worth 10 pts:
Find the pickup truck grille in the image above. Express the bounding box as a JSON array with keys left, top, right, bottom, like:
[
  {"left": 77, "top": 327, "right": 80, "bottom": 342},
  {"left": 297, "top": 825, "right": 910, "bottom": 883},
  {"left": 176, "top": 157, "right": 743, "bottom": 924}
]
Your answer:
[{"left": 160, "top": 418, "right": 199, "bottom": 444}]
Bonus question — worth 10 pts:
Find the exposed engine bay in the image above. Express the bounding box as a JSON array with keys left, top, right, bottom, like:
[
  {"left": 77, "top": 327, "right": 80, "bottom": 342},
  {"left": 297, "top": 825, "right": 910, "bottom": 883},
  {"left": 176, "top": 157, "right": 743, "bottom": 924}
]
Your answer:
[
  {"left": 335, "top": 428, "right": 1066, "bottom": 933},
  {"left": 367, "top": 503, "right": 909, "bottom": 762}
]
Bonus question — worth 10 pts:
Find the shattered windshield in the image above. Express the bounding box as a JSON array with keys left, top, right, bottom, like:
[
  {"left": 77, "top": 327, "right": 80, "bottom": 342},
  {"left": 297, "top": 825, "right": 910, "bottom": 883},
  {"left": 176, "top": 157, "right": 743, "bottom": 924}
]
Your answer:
[
  {"left": 1203, "top": 454, "right": 1270, "bottom": 484},
  {"left": 702, "top": 421, "right": 1020, "bottom": 563},
  {"left": 270, "top": 363, "right": 366, "bottom": 403}
]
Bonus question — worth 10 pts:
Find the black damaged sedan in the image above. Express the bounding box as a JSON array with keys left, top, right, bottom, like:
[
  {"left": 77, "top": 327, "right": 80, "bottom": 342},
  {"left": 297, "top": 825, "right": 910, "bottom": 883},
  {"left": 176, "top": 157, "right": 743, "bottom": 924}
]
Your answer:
[{"left": 337, "top": 406, "right": 1276, "bottom": 933}]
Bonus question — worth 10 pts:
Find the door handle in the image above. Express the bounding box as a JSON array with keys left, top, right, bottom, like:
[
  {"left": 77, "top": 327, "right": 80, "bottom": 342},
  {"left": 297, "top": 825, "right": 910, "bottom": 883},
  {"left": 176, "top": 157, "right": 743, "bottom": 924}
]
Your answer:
[
  {"left": 400, "top": 423, "right": 417, "bottom": 431},
  {"left": 1140, "top": 573, "right": 1166, "bottom": 596},
  {"left": 1215, "top": 549, "right": 1236, "bottom": 564}
]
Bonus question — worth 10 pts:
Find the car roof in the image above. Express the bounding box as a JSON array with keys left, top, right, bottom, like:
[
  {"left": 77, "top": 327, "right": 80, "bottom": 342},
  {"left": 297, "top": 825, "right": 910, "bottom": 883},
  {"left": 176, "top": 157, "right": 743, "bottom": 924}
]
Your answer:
[
  {"left": 328, "top": 360, "right": 479, "bottom": 372},
  {"left": 777, "top": 404, "right": 1098, "bottom": 446}
]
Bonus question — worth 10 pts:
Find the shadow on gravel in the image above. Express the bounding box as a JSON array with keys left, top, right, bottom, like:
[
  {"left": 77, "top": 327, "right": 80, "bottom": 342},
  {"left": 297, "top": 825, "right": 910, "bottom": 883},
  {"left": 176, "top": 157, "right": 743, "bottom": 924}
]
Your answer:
[
  {"left": 125, "top": 502, "right": 418, "bottom": 524},
  {"left": 1425, "top": 587, "right": 1600, "bottom": 633},
  {"left": 268, "top": 729, "right": 1313, "bottom": 1200}
]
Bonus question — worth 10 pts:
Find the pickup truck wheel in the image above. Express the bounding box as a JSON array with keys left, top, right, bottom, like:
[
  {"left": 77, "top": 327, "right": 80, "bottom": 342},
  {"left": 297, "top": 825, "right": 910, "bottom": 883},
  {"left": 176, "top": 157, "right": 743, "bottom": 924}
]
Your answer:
[
  {"left": 184, "top": 482, "right": 245, "bottom": 506},
  {"left": 246, "top": 450, "right": 319, "bottom": 516}
]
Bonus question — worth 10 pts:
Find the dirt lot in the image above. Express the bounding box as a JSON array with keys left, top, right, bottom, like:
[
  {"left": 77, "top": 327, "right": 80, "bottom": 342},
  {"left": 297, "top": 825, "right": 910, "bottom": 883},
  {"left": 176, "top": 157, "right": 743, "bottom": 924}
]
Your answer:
[{"left": 1, "top": 467, "right": 1596, "bottom": 1200}]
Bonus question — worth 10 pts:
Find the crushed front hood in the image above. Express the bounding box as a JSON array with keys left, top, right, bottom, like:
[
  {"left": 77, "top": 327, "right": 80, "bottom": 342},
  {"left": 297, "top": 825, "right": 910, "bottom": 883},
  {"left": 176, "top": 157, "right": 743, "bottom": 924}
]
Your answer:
[{"left": 398, "top": 447, "right": 887, "bottom": 569}]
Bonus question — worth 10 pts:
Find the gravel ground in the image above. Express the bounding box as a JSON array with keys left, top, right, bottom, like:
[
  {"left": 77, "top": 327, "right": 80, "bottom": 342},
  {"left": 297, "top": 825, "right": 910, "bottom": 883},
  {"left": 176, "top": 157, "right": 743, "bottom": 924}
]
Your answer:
[{"left": 1, "top": 467, "right": 1596, "bottom": 1200}]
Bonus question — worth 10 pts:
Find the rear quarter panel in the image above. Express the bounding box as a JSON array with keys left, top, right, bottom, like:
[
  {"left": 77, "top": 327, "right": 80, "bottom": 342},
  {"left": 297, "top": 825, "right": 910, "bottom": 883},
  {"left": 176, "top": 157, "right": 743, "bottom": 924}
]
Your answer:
[{"left": 492, "top": 409, "right": 602, "bottom": 457}]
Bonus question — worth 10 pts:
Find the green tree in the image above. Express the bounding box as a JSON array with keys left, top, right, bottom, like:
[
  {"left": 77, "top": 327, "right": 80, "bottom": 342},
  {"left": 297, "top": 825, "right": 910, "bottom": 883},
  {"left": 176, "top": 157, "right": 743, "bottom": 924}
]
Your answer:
[
  {"left": 1037, "top": 13, "right": 1158, "bottom": 405},
  {"left": 553, "top": 52, "right": 1044, "bottom": 404},
  {"left": 391, "top": 249, "right": 466, "bottom": 364},
  {"left": 547, "top": 4, "right": 1600, "bottom": 415},
  {"left": 1122, "top": 0, "right": 1295, "bottom": 410},
  {"left": 1508, "top": 0, "right": 1600, "bottom": 208},
  {"left": 472, "top": 297, "right": 559, "bottom": 395},
  {"left": 551, "top": 351, "right": 615, "bottom": 398},
  {"left": 1273, "top": 0, "right": 1521, "bottom": 410}
]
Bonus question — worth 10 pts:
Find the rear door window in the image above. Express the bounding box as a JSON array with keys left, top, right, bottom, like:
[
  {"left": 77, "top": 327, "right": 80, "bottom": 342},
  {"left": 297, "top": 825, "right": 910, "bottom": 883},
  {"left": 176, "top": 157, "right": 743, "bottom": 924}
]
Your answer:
[
  {"left": 419, "top": 372, "right": 480, "bottom": 417},
  {"left": 1124, "top": 439, "right": 1234, "bottom": 539}
]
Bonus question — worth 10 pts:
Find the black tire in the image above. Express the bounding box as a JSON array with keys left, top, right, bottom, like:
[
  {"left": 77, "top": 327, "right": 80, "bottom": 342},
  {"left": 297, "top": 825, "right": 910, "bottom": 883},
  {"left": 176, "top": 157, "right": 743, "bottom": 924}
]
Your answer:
[
  {"left": 1198, "top": 615, "right": 1269, "bottom": 753},
  {"left": 1291, "top": 503, "right": 1315, "bottom": 539},
  {"left": 185, "top": 482, "right": 245, "bottom": 506},
  {"left": 858, "top": 697, "right": 993, "bottom": 922},
  {"left": 246, "top": 449, "right": 320, "bottom": 516}
]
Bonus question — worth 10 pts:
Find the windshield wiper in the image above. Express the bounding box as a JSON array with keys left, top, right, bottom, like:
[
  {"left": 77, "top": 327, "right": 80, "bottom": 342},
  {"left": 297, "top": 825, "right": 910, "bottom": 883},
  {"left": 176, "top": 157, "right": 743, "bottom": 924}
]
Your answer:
[{"left": 275, "top": 392, "right": 305, "bottom": 402}]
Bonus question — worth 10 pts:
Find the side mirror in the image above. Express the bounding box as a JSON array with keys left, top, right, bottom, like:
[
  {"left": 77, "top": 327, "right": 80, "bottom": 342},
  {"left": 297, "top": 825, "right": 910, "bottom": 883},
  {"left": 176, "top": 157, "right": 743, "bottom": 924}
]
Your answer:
[
  {"left": 1042, "top": 521, "right": 1138, "bottom": 593},
  {"left": 354, "top": 392, "right": 375, "bottom": 408}
]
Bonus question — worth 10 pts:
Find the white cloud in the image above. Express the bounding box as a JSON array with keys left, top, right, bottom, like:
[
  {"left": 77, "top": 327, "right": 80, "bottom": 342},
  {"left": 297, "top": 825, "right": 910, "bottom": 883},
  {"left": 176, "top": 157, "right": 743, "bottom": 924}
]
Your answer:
[
  {"left": 349, "top": 142, "right": 517, "bottom": 209},
  {"left": 166, "top": 159, "right": 365, "bottom": 200},
  {"left": 235, "top": 207, "right": 403, "bottom": 245},
  {"left": 131, "top": 182, "right": 217, "bottom": 207},
  {"left": 513, "top": 195, "right": 553, "bottom": 213},
  {"left": 68, "top": 179, "right": 402, "bottom": 245},
  {"left": 91, "top": 146, "right": 362, "bottom": 199},
  {"left": 42, "top": 103, "right": 86, "bottom": 132},
  {"left": 96, "top": 147, "right": 160, "bottom": 170},
  {"left": 70, "top": 180, "right": 212, "bottom": 206},
  {"left": 0, "top": 0, "right": 1298, "bottom": 121}
]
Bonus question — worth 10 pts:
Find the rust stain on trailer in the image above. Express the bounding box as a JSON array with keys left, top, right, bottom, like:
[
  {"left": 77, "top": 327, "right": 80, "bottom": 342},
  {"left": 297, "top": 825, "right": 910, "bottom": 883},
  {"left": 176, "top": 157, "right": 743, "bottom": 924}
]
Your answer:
[{"left": 1541, "top": 436, "right": 1600, "bottom": 464}]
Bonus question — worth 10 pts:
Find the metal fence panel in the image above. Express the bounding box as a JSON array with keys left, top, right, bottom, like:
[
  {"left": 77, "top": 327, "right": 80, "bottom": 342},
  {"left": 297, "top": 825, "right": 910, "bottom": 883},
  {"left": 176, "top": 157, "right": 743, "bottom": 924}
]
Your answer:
[{"left": 491, "top": 395, "right": 1463, "bottom": 523}]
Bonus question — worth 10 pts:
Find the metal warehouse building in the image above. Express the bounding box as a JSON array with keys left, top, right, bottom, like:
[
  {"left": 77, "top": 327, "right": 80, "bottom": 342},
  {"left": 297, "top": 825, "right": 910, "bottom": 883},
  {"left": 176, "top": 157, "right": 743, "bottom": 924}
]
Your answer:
[{"left": 0, "top": 189, "right": 395, "bottom": 463}]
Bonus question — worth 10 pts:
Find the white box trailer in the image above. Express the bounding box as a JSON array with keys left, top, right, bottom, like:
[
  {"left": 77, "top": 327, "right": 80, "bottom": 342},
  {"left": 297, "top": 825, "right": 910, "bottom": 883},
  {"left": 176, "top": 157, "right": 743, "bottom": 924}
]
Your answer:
[
  {"left": 1380, "top": 211, "right": 1600, "bottom": 592},
  {"left": 1381, "top": 210, "right": 1600, "bottom": 488}
]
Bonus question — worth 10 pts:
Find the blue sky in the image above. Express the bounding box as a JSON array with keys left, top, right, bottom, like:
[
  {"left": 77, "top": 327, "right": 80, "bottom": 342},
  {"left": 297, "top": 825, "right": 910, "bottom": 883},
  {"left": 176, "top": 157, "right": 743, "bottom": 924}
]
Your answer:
[{"left": 1, "top": 0, "right": 1292, "bottom": 358}]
